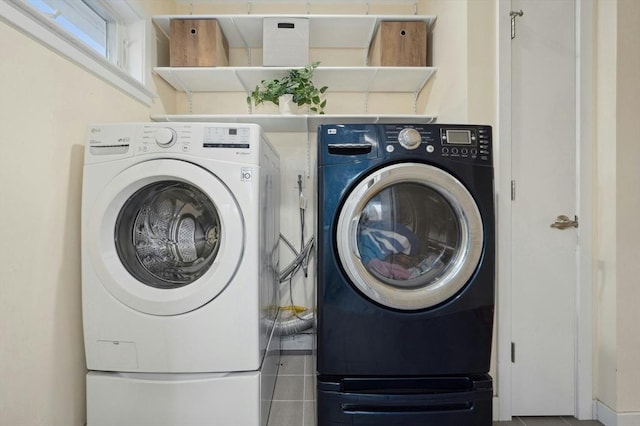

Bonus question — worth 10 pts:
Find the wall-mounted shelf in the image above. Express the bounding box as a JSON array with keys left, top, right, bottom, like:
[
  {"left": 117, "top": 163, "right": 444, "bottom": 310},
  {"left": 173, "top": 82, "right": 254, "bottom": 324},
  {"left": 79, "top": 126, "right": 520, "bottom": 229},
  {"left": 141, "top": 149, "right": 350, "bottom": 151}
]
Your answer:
[
  {"left": 150, "top": 114, "right": 437, "bottom": 133},
  {"left": 153, "top": 14, "right": 436, "bottom": 49},
  {"left": 154, "top": 66, "right": 436, "bottom": 93},
  {"left": 152, "top": 13, "right": 438, "bottom": 129}
]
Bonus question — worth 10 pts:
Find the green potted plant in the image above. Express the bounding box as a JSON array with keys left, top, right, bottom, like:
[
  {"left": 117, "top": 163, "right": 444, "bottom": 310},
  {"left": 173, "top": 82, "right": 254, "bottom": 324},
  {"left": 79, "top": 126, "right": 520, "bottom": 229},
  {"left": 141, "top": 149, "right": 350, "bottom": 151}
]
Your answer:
[{"left": 247, "top": 62, "right": 328, "bottom": 114}]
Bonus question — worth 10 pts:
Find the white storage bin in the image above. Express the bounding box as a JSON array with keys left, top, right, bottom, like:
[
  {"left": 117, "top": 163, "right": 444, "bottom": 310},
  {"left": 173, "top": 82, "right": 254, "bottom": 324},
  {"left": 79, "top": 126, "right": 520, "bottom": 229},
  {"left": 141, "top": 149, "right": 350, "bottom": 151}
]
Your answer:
[{"left": 263, "top": 17, "right": 309, "bottom": 67}]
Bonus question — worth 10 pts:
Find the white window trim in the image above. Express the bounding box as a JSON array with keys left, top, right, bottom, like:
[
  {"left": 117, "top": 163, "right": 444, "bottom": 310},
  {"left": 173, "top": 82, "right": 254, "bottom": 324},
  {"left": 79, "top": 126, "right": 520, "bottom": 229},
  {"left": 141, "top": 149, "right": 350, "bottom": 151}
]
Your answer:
[{"left": 0, "top": 0, "right": 155, "bottom": 105}]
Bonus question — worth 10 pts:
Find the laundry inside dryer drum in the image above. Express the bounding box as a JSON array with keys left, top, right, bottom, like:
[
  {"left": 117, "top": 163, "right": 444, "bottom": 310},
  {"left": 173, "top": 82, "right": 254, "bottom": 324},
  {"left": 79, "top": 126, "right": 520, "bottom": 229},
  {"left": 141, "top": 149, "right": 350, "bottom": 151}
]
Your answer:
[
  {"left": 115, "top": 181, "right": 221, "bottom": 288},
  {"left": 357, "top": 182, "right": 461, "bottom": 289}
]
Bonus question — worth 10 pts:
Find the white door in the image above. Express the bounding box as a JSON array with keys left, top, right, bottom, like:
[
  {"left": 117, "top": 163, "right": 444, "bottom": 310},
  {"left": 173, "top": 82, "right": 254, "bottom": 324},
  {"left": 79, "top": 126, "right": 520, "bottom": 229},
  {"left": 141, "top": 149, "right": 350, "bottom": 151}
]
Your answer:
[{"left": 510, "top": 0, "right": 578, "bottom": 415}]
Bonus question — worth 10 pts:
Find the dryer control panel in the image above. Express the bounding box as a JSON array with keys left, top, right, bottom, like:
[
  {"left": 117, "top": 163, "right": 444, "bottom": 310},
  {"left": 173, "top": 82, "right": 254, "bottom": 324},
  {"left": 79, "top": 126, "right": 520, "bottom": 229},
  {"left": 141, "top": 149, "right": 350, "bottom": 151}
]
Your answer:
[
  {"left": 380, "top": 124, "right": 492, "bottom": 163},
  {"left": 318, "top": 123, "right": 493, "bottom": 167}
]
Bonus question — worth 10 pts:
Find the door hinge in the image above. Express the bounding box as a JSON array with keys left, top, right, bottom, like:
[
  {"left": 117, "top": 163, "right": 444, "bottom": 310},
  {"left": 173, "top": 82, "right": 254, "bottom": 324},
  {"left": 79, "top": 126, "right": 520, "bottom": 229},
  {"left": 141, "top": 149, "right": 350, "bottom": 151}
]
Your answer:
[
  {"left": 511, "top": 342, "right": 516, "bottom": 363},
  {"left": 510, "top": 9, "right": 524, "bottom": 40},
  {"left": 511, "top": 180, "right": 516, "bottom": 201}
]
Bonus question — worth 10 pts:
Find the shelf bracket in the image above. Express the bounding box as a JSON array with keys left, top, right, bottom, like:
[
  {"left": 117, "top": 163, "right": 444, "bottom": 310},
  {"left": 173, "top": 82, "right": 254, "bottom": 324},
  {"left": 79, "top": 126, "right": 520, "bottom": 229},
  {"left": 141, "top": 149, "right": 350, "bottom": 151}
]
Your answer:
[
  {"left": 230, "top": 17, "right": 252, "bottom": 65},
  {"left": 305, "top": 130, "right": 312, "bottom": 179},
  {"left": 187, "top": 91, "right": 193, "bottom": 114}
]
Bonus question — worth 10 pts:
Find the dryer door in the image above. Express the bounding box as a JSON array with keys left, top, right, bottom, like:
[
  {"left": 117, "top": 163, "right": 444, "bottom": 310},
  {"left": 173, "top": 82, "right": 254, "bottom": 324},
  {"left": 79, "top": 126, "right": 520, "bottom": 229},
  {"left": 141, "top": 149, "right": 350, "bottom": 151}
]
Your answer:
[
  {"left": 86, "top": 159, "right": 244, "bottom": 315},
  {"left": 336, "top": 163, "right": 484, "bottom": 310}
]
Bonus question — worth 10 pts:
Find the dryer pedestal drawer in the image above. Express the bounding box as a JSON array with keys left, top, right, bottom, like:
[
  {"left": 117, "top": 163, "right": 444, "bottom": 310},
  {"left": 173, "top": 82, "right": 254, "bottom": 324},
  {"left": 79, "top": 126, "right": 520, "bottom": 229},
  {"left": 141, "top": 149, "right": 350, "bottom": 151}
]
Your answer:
[{"left": 317, "top": 375, "right": 492, "bottom": 426}]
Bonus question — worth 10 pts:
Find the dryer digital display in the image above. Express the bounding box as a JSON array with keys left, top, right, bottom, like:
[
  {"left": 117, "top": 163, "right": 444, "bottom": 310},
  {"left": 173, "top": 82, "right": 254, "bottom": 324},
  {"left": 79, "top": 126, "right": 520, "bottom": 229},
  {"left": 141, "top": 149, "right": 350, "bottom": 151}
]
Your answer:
[
  {"left": 443, "top": 130, "right": 475, "bottom": 145},
  {"left": 443, "top": 129, "right": 476, "bottom": 146}
]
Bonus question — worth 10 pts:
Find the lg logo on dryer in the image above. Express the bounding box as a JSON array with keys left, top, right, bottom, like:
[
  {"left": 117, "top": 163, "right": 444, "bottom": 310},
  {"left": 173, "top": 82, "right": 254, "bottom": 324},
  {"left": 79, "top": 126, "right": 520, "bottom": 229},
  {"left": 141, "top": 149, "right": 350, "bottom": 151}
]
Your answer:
[{"left": 241, "top": 168, "right": 252, "bottom": 182}]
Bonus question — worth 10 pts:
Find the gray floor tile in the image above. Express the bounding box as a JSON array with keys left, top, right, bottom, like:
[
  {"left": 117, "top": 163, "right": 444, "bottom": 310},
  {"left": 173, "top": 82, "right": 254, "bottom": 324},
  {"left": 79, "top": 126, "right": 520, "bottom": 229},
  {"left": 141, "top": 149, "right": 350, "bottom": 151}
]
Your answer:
[
  {"left": 302, "top": 401, "right": 316, "bottom": 426},
  {"left": 273, "top": 375, "right": 305, "bottom": 401},
  {"left": 518, "top": 417, "right": 567, "bottom": 425},
  {"left": 303, "top": 374, "right": 316, "bottom": 401},
  {"left": 267, "top": 401, "right": 303, "bottom": 426},
  {"left": 277, "top": 354, "right": 306, "bottom": 375},
  {"left": 562, "top": 417, "right": 604, "bottom": 426},
  {"left": 304, "top": 354, "right": 315, "bottom": 376}
]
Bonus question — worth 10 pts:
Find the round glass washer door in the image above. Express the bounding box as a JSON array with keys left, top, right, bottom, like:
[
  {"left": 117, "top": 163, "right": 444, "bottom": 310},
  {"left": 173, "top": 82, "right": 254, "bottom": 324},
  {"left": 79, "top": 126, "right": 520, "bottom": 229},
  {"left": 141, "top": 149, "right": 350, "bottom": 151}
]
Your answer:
[
  {"left": 86, "top": 159, "right": 244, "bottom": 316},
  {"left": 336, "top": 162, "right": 484, "bottom": 310}
]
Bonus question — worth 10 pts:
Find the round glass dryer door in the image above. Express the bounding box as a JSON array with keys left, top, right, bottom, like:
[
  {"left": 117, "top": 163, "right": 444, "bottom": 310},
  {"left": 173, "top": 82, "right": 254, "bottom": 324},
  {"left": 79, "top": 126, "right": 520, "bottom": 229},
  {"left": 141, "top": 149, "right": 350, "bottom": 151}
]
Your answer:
[
  {"left": 336, "top": 163, "right": 484, "bottom": 310},
  {"left": 86, "top": 159, "right": 244, "bottom": 316}
]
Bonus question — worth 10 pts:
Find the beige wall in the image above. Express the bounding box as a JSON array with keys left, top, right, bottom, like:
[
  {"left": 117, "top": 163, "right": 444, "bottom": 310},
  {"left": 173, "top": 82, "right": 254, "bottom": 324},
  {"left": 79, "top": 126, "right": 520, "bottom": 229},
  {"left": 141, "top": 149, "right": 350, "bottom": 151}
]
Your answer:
[
  {"left": 0, "top": 1, "right": 173, "bottom": 424},
  {"left": 0, "top": 21, "right": 146, "bottom": 426},
  {"left": 0, "top": 1, "right": 497, "bottom": 425},
  {"left": 614, "top": 0, "right": 640, "bottom": 412},
  {"left": 2, "top": 0, "right": 638, "bottom": 425},
  {"left": 595, "top": 0, "right": 640, "bottom": 415}
]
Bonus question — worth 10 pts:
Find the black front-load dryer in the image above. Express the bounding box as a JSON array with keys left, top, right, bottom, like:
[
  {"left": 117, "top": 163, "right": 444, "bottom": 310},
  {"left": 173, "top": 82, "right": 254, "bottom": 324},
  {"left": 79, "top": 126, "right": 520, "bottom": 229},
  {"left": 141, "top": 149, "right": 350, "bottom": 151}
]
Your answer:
[{"left": 316, "top": 123, "right": 495, "bottom": 426}]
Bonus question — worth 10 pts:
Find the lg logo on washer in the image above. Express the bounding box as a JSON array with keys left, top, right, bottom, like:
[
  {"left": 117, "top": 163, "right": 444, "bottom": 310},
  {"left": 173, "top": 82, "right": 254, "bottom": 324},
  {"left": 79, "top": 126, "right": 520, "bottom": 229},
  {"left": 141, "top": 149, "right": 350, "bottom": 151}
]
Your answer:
[{"left": 241, "top": 168, "right": 253, "bottom": 182}]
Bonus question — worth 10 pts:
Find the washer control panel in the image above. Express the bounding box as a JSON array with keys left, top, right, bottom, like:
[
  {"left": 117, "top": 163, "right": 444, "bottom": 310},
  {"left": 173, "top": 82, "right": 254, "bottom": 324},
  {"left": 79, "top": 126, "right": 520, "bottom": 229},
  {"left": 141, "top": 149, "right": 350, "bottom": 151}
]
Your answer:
[
  {"left": 140, "top": 124, "right": 253, "bottom": 154},
  {"left": 85, "top": 123, "right": 262, "bottom": 164}
]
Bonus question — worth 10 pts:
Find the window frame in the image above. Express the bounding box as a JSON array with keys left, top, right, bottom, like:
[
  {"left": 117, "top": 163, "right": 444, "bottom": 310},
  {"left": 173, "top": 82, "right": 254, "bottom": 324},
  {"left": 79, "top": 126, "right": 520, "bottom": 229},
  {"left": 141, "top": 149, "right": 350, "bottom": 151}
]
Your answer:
[{"left": 0, "top": 0, "right": 154, "bottom": 105}]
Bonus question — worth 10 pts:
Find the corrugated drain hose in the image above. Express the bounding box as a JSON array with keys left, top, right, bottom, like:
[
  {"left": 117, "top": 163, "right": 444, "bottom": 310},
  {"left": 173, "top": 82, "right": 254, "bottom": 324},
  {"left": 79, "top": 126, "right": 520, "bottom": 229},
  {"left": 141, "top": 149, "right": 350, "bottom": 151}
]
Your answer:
[{"left": 275, "top": 175, "right": 315, "bottom": 336}]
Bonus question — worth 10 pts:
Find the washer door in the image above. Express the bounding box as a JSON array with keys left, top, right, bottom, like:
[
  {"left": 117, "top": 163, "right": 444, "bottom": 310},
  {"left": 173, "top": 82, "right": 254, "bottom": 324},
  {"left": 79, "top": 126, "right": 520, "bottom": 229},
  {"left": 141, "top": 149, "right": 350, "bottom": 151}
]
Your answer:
[
  {"left": 336, "top": 163, "right": 483, "bottom": 310},
  {"left": 86, "top": 159, "right": 244, "bottom": 315}
]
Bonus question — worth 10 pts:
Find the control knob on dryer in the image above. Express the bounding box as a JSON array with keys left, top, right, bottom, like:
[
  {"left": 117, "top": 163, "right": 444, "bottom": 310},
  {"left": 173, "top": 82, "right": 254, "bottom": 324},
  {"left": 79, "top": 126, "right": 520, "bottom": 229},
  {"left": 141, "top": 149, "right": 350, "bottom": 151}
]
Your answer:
[
  {"left": 154, "top": 127, "right": 177, "bottom": 147},
  {"left": 397, "top": 128, "right": 421, "bottom": 150}
]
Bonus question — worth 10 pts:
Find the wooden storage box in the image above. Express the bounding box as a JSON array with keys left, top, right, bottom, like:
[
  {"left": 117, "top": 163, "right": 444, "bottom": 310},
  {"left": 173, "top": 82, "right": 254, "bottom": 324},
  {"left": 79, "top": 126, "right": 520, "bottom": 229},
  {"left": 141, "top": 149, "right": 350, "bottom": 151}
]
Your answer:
[
  {"left": 368, "top": 21, "right": 427, "bottom": 67},
  {"left": 170, "top": 19, "right": 229, "bottom": 67}
]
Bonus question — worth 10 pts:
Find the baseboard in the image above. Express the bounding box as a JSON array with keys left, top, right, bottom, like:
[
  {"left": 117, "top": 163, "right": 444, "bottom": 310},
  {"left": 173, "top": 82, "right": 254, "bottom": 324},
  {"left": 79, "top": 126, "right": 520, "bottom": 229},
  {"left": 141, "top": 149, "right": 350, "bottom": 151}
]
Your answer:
[{"left": 596, "top": 401, "right": 640, "bottom": 426}]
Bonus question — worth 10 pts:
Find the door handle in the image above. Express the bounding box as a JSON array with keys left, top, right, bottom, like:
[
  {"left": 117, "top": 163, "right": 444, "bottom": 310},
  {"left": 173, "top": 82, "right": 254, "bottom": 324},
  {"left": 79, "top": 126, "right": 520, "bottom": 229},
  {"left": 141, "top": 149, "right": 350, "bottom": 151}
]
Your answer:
[
  {"left": 351, "top": 216, "right": 361, "bottom": 259},
  {"left": 550, "top": 215, "right": 578, "bottom": 230}
]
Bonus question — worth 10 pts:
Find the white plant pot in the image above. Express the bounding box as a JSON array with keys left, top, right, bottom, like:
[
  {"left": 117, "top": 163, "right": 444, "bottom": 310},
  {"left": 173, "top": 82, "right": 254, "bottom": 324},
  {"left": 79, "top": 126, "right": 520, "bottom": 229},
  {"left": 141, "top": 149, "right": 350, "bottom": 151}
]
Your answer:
[{"left": 278, "top": 94, "right": 296, "bottom": 115}]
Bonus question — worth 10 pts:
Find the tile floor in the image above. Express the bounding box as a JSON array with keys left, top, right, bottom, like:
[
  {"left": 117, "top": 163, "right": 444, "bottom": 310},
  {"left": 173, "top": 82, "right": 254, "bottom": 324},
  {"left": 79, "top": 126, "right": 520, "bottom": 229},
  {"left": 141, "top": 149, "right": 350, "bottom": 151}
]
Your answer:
[
  {"left": 267, "top": 352, "right": 604, "bottom": 426},
  {"left": 268, "top": 352, "right": 316, "bottom": 426}
]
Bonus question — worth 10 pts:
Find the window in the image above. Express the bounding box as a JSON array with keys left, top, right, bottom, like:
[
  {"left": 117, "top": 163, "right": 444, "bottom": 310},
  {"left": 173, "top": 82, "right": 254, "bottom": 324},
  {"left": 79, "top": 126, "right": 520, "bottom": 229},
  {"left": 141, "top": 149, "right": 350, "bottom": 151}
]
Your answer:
[
  {"left": 27, "top": 0, "right": 108, "bottom": 56},
  {"left": 0, "top": 0, "right": 154, "bottom": 105}
]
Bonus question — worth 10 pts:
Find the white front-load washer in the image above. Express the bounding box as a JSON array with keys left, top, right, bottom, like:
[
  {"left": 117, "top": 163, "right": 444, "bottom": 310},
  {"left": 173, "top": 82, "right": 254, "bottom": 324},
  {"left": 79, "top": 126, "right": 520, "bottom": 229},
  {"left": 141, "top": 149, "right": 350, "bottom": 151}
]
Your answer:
[{"left": 82, "top": 122, "right": 280, "bottom": 426}]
